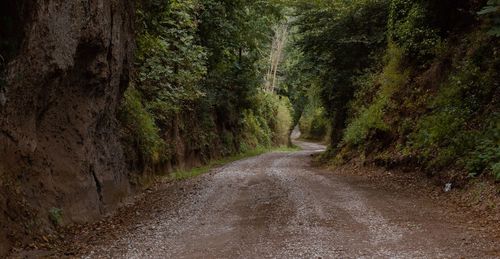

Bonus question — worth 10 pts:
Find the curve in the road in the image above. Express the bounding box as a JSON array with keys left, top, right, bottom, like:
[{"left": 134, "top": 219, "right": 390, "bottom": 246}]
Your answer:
[{"left": 84, "top": 140, "right": 499, "bottom": 258}]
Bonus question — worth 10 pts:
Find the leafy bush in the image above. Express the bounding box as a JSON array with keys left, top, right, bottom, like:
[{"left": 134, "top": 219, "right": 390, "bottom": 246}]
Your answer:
[
  {"left": 240, "top": 110, "right": 272, "bottom": 151},
  {"left": 135, "top": 0, "right": 207, "bottom": 126},
  {"left": 492, "top": 163, "right": 500, "bottom": 181},
  {"left": 343, "top": 44, "right": 408, "bottom": 146},
  {"left": 292, "top": 0, "right": 389, "bottom": 147},
  {"left": 125, "top": 0, "right": 286, "bottom": 174},
  {"left": 478, "top": 0, "right": 500, "bottom": 36},
  {"left": 465, "top": 121, "right": 500, "bottom": 179},
  {"left": 119, "top": 87, "right": 165, "bottom": 164},
  {"left": 273, "top": 96, "right": 293, "bottom": 145},
  {"left": 410, "top": 109, "right": 468, "bottom": 165},
  {"left": 283, "top": 0, "right": 499, "bottom": 183},
  {"left": 299, "top": 106, "right": 330, "bottom": 142},
  {"left": 240, "top": 92, "right": 293, "bottom": 151},
  {"left": 408, "top": 37, "right": 499, "bottom": 176},
  {"left": 388, "top": 0, "right": 440, "bottom": 63}
]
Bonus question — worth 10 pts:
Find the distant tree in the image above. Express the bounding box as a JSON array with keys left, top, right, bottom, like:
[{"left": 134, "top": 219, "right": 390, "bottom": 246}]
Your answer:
[{"left": 292, "top": 0, "right": 388, "bottom": 150}]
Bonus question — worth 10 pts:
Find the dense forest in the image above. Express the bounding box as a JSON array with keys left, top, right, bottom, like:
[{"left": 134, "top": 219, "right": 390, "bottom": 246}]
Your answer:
[
  {"left": 122, "top": 0, "right": 292, "bottom": 178},
  {"left": 291, "top": 0, "right": 499, "bottom": 182},
  {"left": 0, "top": 0, "right": 498, "bottom": 255}
]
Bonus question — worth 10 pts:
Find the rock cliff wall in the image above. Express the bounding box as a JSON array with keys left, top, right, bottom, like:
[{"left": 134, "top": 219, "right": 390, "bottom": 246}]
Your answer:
[{"left": 0, "top": 0, "right": 134, "bottom": 254}]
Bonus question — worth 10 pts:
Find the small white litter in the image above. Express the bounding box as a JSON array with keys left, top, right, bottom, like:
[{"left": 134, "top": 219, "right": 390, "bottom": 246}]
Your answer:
[{"left": 444, "top": 183, "right": 452, "bottom": 192}]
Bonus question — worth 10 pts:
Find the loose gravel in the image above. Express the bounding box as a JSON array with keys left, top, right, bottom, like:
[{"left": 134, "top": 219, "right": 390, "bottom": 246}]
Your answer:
[{"left": 76, "top": 140, "right": 500, "bottom": 258}]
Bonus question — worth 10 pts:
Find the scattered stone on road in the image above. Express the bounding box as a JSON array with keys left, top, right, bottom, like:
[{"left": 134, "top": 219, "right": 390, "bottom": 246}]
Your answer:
[{"left": 74, "top": 140, "right": 500, "bottom": 258}]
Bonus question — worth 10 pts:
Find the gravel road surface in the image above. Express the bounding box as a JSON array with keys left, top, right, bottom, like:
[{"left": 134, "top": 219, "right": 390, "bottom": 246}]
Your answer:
[{"left": 81, "top": 140, "right": 499, "bottom": 258}]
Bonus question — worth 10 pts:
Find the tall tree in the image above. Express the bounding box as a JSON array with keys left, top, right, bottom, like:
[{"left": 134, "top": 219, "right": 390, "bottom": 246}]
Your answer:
[{"left": 292, "top": 0, "right": 389, "bottom": 150}]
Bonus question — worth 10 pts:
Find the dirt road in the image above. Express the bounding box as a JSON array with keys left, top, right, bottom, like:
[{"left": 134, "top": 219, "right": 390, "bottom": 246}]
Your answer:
[{"left": 75, "top": 140, "right": 500, "bottom": 258}]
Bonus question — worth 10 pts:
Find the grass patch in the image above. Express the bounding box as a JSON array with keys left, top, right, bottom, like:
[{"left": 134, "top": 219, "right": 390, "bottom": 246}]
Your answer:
[{"left": 170, "top": 145, "right": 300, "bottom": 180}]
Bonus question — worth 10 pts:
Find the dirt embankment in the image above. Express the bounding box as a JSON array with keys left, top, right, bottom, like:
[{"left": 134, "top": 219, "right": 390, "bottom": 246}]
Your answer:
[{"left": 0, "top": 0, "right": 135, "bottom": 255}]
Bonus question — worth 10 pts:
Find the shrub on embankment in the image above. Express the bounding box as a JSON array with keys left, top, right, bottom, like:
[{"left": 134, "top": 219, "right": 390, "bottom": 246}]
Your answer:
[
  {"left": 290, "top": 0, "right": 499, "bottom": 181},
  {"left": 120, "top": 0, "right": 293, "bottom": 181}
]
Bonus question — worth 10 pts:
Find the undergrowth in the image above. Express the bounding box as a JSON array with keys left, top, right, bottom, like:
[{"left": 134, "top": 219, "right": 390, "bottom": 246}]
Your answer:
[
  {"left": 407, "top": 33, "right": 499, "bottom": 178},
  {"left": 119, "top": 87, "right": 294, "bottom": 184},
  {"left": 340, "top": 30, "right": 499, "bottom": 180},
  {"left": 119, "top": 87, "right": 165, "bottom": 164},
  {"left": 343, "top": 44, "right": 408, "bottom": 147},
  {"left": 299, "top": 88, "right": 331, "bottom": 142},
  {"left": 240, "top": 92, "right": 293, "bottom": 152}
]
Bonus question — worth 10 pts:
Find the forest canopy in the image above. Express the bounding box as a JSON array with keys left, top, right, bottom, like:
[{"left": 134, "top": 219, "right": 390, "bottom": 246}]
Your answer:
[
  {"left": 116, "top": 0, "right": 500, "bottom": 180},
  {"left": 280, "top": 0, "right": 499, "bottom": 181}
]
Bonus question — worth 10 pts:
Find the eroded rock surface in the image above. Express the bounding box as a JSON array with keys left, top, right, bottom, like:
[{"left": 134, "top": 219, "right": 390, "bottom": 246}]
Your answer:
[{"left": 0, "top": 0, "right": 134, "bottom": 254}]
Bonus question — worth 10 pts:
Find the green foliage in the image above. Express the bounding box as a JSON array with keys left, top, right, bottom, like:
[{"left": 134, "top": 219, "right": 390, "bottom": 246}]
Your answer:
[
  {"left": 292, "top": 0, "right": 389, "bottom": 147},
  {"left": 272, "top": 96, "right": 294, "bottom": 145},
  {"left": 281, "top": 33, "right": 323, "bottom": 129},
  {"left": 240, "top": 92, "right": 293, "bottom": 151},
  {"left": 241, "top": 110, "right": 272, "bottom": 151},
  {"left": 120, "top": 0, "right": 289, "bottom": 178},
  {"left": 282, "top": 0, "right": 499, "bottom": 182},
  {"left": 48, "top": 208, "right": 63, "bottom": 226},
  {"left": 343, "top": 44, "right": 408, "bottom": 146},
  {"left": 299, "top": 106, "right": 330, "bottom": 142},
  {"left": 124, "top": 0, "right": 499, "bottom": 183},
  {"left": 478, "top": 0, "right": 500, "bottom": 36},
  {"left": 119, "top": 87, "right": 165, "bottom": 164},
  {"left": 136, "top": 0, "right": 207, "bottom": 124},
  {"left": 492, "top": 163, "right": 500, "bottom": 181},
  {"left": 466, "top": 128, "right": 500, "bottom": 179},
  {"left": 199, "top": 0, "right": 282, "bottom": 124},
  {"left": 407, "top": 36, "right": 499, "bottom": 176},
  {"left": 388, "top": 0, "right": 440, "bottom": 63}
]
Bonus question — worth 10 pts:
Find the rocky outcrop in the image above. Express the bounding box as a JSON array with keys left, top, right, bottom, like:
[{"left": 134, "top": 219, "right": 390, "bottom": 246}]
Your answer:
[{"left": 0, "top": 0, "right": 134, "bottom": 254}]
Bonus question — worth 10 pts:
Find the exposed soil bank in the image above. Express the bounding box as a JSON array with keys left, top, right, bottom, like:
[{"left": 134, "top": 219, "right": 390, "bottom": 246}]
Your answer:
[{"left": 0, "top": 0, "right": 135, "bottom": 255}]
